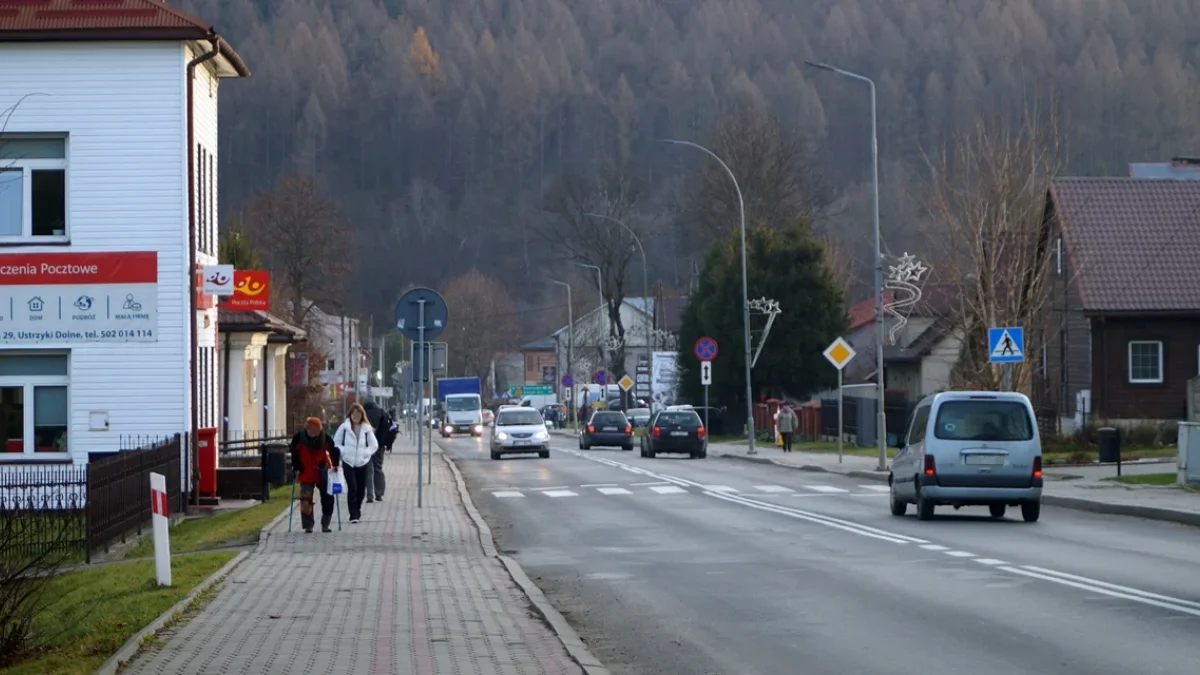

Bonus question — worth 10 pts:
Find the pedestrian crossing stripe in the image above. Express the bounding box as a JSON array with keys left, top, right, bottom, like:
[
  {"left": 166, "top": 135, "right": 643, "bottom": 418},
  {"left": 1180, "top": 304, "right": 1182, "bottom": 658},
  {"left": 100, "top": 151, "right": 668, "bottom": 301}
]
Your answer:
[
  {"left": 990, "top": 328, "right": 1023, "bottom": 358},
  {"left": 650, "top": 485, "right": 687, "bottom": 494}
]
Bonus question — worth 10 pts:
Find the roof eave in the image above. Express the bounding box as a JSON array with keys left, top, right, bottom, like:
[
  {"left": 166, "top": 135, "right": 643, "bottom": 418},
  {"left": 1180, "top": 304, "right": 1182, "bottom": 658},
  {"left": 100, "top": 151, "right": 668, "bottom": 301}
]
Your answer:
[{"left": 0, "top": 29, "right": 250, "bottom": 77}]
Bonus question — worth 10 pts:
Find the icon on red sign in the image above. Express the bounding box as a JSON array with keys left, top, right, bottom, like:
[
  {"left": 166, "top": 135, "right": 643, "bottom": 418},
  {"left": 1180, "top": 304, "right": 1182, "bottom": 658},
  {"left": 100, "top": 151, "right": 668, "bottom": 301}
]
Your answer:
[{"left": 224, "top": 270, "right": 270, "bottom": 311}]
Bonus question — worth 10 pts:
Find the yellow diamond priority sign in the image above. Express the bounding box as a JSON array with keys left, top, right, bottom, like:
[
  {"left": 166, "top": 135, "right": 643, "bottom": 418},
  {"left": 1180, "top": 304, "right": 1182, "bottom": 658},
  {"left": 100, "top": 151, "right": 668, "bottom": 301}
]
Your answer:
[
  {"left": 823, "top": 337, "right": 856, "bottom": 371},
  {"left": 618, "top": 374, "right": 634, "bottom": 391}
]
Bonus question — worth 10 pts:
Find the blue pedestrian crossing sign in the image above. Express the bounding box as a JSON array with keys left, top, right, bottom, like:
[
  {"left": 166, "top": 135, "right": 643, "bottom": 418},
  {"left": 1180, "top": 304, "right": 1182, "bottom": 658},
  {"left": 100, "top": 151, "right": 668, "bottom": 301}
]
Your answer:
[{"left": 988, "top": 327, "right": 1025, "bottom": 364}]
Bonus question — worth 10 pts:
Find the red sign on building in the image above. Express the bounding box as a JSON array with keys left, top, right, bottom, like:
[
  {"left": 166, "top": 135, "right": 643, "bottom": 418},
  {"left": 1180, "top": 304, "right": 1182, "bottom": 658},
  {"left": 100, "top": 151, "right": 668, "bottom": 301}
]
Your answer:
[{"left": 224, "top": 270, "right": 269, "bottom": 311}]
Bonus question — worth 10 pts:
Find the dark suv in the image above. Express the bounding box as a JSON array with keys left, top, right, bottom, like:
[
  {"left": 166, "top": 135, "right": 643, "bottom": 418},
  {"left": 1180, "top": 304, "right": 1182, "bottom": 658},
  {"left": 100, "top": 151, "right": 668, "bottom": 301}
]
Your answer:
[
  {"left": 641, "top": 409, "right": 707, "bottom": 458},
  {"left": 579, "top": 411, "right": 634, "bottom": 450}
]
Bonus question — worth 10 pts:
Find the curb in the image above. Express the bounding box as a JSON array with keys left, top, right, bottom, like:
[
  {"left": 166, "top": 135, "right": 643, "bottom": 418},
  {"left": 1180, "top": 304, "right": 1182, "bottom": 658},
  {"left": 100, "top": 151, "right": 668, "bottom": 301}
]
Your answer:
[
  {"left": 94, "top": 550, "right": 250, "bottom": 675},
  {"left": 441, "top": 453, "right": 611, "bottom": 675},
  {"left": 714, "top": 451, "right": 1200, "bottom": 527},
  {"left": 97, "top": 497, "right": 286, "bottom": 673}
]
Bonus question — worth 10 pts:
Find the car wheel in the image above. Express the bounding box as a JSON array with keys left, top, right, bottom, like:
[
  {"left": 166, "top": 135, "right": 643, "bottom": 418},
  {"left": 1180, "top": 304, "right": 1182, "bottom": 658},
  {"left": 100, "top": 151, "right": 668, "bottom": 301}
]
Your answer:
[
  {"left": 490, "top": 449, "right": 501, "bottom": 460},
  {"left": 1021, "top": 501, "right": 1041, "bottom": 523},
  {"left": 889, "top": 482, "right": 907, "bottom": 517},
  {"left": 646, "top": 448, "right": 656, "bottom": 458},
  {"left": 699, "top": 449, "right": 707, "bottom": 459},
  {"left": 539, "top": 449, "right": 550, "bottom": 459},
  {"left": 639, "top": 446, "right": 648, "bottom": 458},
  {"left": 989, "top": 504, "right": 1007, "bottom": 519},
  {"left": 622, "top": 444, "right": 633, "bottom": 451},
  {"left": 916, "top": 490, "right": 935, "bottom": 521}
]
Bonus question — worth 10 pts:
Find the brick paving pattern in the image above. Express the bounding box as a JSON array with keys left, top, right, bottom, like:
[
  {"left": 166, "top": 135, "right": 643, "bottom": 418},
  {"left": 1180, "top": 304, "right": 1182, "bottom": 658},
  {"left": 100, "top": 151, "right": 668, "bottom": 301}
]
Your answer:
[{"left": 123, "top": 443, "right": 582, "bottom": 675}]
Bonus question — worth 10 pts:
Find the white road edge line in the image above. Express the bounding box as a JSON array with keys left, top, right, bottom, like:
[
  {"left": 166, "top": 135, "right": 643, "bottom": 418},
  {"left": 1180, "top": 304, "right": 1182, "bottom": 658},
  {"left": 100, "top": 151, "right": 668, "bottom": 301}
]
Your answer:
[
  {"left": 974, "top": 559, "right": 1007, "bottom": 566},
  {"left": 998, "top": 566, "right": 1200, "bottom": 618},
  {"left": 920, "top": 544, "right": 949, "bottom": 551},
  {"left": 1020, "top": 565, "right": 1200, "bottom": 611},
  {"left": 944, "top": 550, "right": 976, "bottom": 558}
]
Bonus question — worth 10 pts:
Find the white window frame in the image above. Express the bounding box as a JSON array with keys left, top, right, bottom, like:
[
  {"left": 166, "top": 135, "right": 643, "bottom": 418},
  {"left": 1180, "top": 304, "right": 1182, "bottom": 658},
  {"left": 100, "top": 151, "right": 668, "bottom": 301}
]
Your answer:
[
  {"left": 0, "top": 377, "right": 70, "bottom": 460},
  {"left": 0, "top": 135, "right": 69, "bottom": 244},
  {"left": 1127, "top": 340, "right": 1164, "bottom": 384}
]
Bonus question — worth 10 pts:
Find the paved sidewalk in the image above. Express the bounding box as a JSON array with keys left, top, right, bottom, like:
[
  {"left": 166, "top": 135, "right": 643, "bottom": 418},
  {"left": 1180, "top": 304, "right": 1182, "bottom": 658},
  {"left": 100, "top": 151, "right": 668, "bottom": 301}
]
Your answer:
[
  {"left": 122, "top": 442, "right": 585, "bottom": 675},
  {"left": 707, "top": 441, "right": 1200, "bottom": 526}
]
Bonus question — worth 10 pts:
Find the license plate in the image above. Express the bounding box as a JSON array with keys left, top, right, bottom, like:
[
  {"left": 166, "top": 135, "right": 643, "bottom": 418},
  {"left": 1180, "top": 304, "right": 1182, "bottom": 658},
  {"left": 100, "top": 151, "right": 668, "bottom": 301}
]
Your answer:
[
  {"left": 514, "top": 440, "right": 530, "bottom": 445},
  {"left": 604, "top": 427, "right": 617, "bottom": 431},
  {"left": 670, "top": 431, "right": 688, "bottom": 437},
  {"left": 965, "top": 454, "right": 1005, "bottom": 465}
]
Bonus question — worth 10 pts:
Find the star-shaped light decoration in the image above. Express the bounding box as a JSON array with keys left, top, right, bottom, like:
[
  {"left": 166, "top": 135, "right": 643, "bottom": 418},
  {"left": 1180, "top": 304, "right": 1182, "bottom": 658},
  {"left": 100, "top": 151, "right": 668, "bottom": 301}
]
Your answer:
[{"left": 887, "top": 252, "right": 929, "bottom": 286}]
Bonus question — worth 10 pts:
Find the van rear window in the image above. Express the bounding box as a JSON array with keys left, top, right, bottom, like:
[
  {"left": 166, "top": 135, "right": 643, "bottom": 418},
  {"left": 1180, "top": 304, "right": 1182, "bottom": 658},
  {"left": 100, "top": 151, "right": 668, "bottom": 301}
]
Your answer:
[{"left": 933, "top": 401, "right": 1034, "bottom": 441}]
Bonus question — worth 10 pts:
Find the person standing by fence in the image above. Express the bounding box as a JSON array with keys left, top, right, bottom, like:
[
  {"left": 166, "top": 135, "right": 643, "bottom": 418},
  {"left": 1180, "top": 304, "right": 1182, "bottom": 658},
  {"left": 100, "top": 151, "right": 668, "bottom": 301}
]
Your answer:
[
  {"left": 289, "top": 417, "right": 340, "bottom": 533},
  {"left": 777, "top": 405, "right": 798, "bottom": 452},
  {"left": 334, "top": 404, "right": 377, "bottom": 524}
]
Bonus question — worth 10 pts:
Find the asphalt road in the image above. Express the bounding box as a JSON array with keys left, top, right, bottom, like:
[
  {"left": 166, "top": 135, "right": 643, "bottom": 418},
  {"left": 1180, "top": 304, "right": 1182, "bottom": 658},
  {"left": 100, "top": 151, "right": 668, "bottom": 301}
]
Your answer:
[{"left": 439, "top": 432, "right": 1200, "bottom": 675}]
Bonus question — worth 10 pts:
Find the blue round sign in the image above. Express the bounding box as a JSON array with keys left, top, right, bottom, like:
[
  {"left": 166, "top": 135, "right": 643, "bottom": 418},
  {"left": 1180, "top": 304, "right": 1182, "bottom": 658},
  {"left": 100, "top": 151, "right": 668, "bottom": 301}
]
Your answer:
[
  {"left": 594, "top": 370, "right": 607, "bottom": 385},
  {"left": 395, "top": 287, "right": 449, "bottom": 341},
  {"left": 562, "top": 374, "right": 574, "bottom": 387},
  {"left": 694, "top": 336, "right": 719, "bottom": 361}
]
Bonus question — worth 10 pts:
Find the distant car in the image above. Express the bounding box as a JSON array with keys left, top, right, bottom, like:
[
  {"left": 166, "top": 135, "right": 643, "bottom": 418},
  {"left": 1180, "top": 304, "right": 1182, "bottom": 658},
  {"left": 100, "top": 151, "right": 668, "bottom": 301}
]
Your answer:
[
  {"left": 482, "top": 409, "right": 495, "bottom": 423},
  {"left": 889, "top": 391, "right": 1043, "bottom": 522},
  {"left": 579, "top": 411, "right": 633, "bottom": 450},
  {"left": 490, "top": 407, "right": 551, "bottom": 460},
  {"left": 626, "top": 408, "right": 651, "bottom": 429},
  {"left": 641, "top": 409, "right": 707, "bottom": 458}
]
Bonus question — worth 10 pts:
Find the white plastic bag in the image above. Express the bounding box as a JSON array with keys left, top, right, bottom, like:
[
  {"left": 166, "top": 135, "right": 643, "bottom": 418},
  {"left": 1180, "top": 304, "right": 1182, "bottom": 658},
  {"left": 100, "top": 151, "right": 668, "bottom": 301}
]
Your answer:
[{"left": 328, "top": 467, "right": 345, "bottom": 495}]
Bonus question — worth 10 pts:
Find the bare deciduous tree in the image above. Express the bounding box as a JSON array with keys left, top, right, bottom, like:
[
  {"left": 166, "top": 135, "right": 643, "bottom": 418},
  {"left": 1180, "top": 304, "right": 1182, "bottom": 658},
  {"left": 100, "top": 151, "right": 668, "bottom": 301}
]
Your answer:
[
  {"left": 243, "top": 174, "right": 353, "bottom": 329},
  {"left": 539, "top": 159, "right": 646, "bottom": 377},
  {"left": 920, "top": 106, "right": 1063, "bottom": 392},
  {"left": 441, "top": 269, "right": 520, "bottom": 380}
]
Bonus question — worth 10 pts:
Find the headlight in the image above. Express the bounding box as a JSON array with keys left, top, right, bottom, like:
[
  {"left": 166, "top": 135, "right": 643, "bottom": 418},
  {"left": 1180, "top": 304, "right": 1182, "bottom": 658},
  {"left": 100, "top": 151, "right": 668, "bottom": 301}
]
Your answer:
[
  {"left": 474, "top": 425, "right": 483, "bottom": 433},
  {"left": 496, "top": 432, "right": 508, "bottom": 440},
  {"left": 444, "top": 425, "right": 452, "bottom": 432},
  {"left": 534, "top": 430, "right": 549, "bottom": 440}
]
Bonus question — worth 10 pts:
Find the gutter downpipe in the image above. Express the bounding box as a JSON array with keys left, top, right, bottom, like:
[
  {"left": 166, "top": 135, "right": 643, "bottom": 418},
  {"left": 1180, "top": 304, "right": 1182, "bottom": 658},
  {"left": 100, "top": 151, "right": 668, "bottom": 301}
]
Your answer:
[
  {"left": 187, "top": 36, "right": 221, "bottom": 508},
  {"left": 221, "top": 330, "right": 231, "bottom": 445}
]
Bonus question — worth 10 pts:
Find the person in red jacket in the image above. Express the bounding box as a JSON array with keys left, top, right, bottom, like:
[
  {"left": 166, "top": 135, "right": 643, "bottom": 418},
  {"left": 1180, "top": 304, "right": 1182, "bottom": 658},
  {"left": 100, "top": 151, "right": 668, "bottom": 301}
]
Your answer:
[{"left": 289, "top": 417, "right": 341, "bottom": 533}]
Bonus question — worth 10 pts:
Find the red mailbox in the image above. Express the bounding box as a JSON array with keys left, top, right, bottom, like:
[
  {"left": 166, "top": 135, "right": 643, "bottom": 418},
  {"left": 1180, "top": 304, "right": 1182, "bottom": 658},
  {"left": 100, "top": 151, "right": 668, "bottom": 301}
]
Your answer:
[{"left": 197, "top": 427, "right": 219, "bottom": 498}]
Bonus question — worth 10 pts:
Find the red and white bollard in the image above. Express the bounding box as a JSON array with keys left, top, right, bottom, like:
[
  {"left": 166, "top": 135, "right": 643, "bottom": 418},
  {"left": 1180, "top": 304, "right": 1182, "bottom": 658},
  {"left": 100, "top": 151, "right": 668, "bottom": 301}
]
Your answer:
[{"left": 150, "top": 472, "right": 172, "bottom": 586}]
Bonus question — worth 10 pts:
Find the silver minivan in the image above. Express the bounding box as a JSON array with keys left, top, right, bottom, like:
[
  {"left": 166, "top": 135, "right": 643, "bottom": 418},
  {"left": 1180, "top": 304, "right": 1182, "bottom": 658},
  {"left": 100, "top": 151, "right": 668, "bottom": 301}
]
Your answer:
[{"left": 888, "top": 391, "right": 1043, "bottom": 522}]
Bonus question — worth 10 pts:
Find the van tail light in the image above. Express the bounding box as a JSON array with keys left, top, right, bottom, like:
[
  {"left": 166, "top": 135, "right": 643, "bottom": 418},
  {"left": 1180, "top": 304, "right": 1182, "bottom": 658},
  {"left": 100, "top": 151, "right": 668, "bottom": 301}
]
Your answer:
[
  {"left": 923, "top": 455, "right": 936, "bottom": 476},
  {"left": 1032, "top": 456, "right": 1043, "bottom": 479},
  {"left": 625, "top": 424, "right": 632, "bottom": 434},
  {"left": 697, "top": 426, "right": 706, "bottom": 438},
  {"left": 651, "top": 426, "right": 662, "bottom": 437},
  {"left": 587, "top": 424, "right": 595, "bottom": 433}
]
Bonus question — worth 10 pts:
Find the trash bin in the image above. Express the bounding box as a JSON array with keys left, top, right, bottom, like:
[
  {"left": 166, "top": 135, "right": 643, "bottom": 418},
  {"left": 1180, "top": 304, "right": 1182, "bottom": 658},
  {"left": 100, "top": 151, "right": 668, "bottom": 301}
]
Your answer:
[
  {"left": 263, "top": 443, "right": 289, "bottom": 486},
  {"left": 1097, "top": 427, "right": 1120, "bottom": 463}
]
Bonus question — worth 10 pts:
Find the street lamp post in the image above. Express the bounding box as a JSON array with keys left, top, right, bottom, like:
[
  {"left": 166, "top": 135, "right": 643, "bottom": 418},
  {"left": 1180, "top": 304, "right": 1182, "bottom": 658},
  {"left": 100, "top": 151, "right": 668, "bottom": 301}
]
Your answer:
[
  {"left": 585, "top": 212, "right": 649, "bottom": 376},
  {"left": 550, "top": 279, "right": 575, "bottom": 431},
  {"left": 804, "top": 60, "right": 887, "bottom": 471},
  {"left": 659, "top": 138, "right": 757, "bottom": 454}
]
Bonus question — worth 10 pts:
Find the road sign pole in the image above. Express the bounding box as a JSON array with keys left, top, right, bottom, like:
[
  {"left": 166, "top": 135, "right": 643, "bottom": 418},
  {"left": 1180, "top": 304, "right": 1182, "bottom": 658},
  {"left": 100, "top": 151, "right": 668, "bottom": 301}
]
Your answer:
[
  {"left": 704, "top": 385, "right": 709, "bottom": 438},
  {"left": 1003, "top": 363, "right": 1012, "bottom": 392},
  {"left": 837, "top": 368, "right": 844, "bottom": 464},
  {"left": 416, "top": 300, "right": 425, "bottom": 509}
]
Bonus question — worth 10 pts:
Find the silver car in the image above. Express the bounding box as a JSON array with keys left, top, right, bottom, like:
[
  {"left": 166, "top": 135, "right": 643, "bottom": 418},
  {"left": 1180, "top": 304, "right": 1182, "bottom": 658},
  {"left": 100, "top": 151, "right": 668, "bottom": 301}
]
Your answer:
[
  {"left": 489, "top": 407, "right": 551, "bottom": 460},
  {"left": 889, "top": 391, "right": 1043, "bottom": 522}
]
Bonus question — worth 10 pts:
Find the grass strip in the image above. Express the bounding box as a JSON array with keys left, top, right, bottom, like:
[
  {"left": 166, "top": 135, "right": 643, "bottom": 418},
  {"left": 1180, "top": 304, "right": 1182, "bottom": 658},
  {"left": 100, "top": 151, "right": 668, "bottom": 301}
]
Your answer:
[{"left": 123, "top": 485, "right": 290, "bottom": 559}]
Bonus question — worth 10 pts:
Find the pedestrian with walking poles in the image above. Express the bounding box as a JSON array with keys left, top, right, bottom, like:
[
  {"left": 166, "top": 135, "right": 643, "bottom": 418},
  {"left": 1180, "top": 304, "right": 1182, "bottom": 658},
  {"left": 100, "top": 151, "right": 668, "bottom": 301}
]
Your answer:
[
  {"left": 334, "top": 403, "right": 378, "bottom": 524},
  {"left": 288, "top": 416, "right": 340, "bottom": 534}
]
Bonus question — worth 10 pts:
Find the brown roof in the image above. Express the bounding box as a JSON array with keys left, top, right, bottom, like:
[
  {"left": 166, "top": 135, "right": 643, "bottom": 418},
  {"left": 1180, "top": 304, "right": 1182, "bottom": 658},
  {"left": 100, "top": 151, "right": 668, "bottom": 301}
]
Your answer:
[
  {"left": 0, "top": 0, "right": 248, "bottom": 77},
  {"left": 1048, "top": 178, "right": 1200, "bottom": 313},
  {"left": 218, "top": 309, "right": 306, "bottom": 341}
]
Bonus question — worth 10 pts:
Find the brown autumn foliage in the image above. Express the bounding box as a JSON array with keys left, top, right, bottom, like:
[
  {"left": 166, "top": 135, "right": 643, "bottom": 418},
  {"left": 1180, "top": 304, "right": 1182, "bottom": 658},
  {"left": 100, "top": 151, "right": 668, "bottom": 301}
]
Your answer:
[{"left": 441, "top": 269, "right": 521, "bottom": 380}]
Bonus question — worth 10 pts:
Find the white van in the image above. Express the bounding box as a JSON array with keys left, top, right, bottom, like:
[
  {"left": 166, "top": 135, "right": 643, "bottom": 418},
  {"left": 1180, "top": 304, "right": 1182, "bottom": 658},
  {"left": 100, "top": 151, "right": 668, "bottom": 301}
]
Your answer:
[{"left": 889, "top": 391, "right": 1043, "bottom": 522}]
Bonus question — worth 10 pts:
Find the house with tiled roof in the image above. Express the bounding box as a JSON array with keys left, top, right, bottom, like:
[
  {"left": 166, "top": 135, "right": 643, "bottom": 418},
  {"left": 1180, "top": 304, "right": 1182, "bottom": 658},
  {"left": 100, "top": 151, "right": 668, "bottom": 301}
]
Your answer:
[
  {"left": 0, "top": 0, "right": 247, "bottom": 468},
  {"left": 1040, "top": 178, "right": 1200, "bottom": 429},
  {"left": 216, "top": 309, "right": 305, "bottom": 443}
]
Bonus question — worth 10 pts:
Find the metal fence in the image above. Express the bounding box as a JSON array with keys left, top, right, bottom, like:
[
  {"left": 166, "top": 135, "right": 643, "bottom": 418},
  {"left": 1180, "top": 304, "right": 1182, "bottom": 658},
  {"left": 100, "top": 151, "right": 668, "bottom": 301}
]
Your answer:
[
  {"left": 0, "top": 465, "right": 89, "bottom": 564},
  {"left": 219, "top": 429, "right": 291, "bottom": 459},
  {"left": 819, "top": 397, "right": 915, "bottom": 441},
  {"left": 87, "top": 434, "right": 183, "bottom": 556}
]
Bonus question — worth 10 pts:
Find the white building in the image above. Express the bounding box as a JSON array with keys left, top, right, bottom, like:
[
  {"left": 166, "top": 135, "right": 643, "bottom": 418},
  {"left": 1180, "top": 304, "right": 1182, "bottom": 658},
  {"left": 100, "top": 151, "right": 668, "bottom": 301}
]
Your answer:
[
  {"left": 303, "top": 303, "right": 367, "bottom": 397},
  {"left": 0, "top": 2, "right": 248, "bottom": 465}
]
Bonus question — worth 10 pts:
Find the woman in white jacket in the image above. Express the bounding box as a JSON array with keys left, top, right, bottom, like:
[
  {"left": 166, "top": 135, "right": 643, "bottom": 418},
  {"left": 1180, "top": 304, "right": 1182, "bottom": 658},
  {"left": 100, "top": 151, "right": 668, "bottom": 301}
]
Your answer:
[{"left": 334, "top": 403, "right": 378, "bottom": 523}]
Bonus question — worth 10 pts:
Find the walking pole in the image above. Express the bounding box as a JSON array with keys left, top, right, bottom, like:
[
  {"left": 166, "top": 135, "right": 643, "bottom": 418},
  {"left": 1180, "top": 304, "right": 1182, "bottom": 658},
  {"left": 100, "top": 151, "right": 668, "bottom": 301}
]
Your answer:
[
  {"left": 287, "top": 474, "right": 296, "bottom": 533},
  {"left": 336, "top": 493, "right": 342, "bottom": 531}
]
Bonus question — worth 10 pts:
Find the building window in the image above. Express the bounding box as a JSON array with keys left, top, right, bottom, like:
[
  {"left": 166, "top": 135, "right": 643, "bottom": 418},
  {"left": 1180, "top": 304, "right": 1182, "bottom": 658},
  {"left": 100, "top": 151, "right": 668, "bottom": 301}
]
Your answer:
[
  {"left": 0, "top": 353, "right": 68, "bottom": 455},
  {"left": 327, "top": 358, "right": 336, "bottom": 372},
  {"left": 1127, "top": 341, "right": 1163, "bottom": 384},
  {"left": 208, "top": 152, "right": 216, "bottom": 254},
  {"left": 0, "top": 136, "right": 68, "bottom": 242}
]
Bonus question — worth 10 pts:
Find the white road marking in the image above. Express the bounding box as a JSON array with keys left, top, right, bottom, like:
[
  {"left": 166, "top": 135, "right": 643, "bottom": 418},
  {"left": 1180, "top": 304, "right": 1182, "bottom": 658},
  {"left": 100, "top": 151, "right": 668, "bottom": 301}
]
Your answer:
[
  {"left": 703, "top": 490, "right": 913, "bottom": 544},
  {"left": 858, "top": 485, "right": 890, "bottom": 492},
  {"left": 753, "top": 485, "right": 795, "bottom": 493},
  {"left": 492, "top": 491, "right": 524, "bottom": 498},
  {"left": 704, "top": 485, "right": 738, "bottom": 493},
  {"left": 802, "top": 485, "right": 849, "bottom": 493},
  {"left": 543, "top": 490, "right": 578, "bottom": 497},
  {"left": 999, "top": 566, "right": 1200, "bottom": 618},
  {"left": 650, "top": 485, "right": 687, "bottom": 494},
  {"left": 945, "top": 550, "right": 976, "bottom": 558},
  {"left": 920, "top": 544, "right": 950, "bottom": 551},
  {"left": 597, "top": 487, "right": 633, "bottom": 495},
  {"left": 975, "top": 558, "right": 1008, "bottom": 566}
]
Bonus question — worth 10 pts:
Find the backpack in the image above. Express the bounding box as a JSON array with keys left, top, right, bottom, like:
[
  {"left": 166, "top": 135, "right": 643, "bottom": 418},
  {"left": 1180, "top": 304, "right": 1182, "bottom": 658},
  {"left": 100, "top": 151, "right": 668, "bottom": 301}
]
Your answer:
[{"left": 378, "top": 410, "right": 396, "bottom": 447}]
